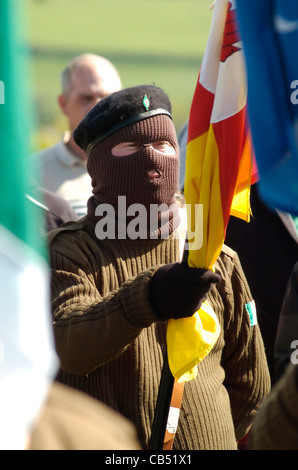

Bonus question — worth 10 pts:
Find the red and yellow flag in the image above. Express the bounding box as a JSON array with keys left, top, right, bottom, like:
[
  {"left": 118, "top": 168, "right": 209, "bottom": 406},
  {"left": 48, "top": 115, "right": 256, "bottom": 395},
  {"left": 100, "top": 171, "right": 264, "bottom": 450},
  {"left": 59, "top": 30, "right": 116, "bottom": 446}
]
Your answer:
[
  {"left": 167, "top": 0, "right": 257, "bottom": 382},
  {"left": 185, "top": 0, "right": 258, "bottom": 270}
]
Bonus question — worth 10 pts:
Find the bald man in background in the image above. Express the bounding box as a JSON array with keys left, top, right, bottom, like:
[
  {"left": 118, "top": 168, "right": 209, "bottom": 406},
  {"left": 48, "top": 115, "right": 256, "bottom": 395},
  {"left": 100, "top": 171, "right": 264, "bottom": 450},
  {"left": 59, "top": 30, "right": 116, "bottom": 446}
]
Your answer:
[{"left": 35, "top": 54, "right": 122, "bottom": 218}]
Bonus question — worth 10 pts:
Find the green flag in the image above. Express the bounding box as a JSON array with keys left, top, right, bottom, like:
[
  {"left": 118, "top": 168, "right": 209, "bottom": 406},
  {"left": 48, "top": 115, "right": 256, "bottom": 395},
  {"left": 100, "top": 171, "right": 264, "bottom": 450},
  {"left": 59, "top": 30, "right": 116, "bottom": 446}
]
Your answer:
[
  {"left": 0, "top": 0, "right": 58, "bottom": 450},
  {"left": 0, "top": 0, "right": 44, "bottom": 249}
]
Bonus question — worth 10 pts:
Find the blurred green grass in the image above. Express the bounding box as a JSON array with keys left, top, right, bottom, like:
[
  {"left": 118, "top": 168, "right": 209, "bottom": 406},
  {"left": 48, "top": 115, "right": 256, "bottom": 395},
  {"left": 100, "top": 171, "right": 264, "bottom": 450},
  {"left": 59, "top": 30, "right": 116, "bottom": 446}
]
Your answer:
[{"left": 27, "top": 0, "right": 213, "bottom": 149}]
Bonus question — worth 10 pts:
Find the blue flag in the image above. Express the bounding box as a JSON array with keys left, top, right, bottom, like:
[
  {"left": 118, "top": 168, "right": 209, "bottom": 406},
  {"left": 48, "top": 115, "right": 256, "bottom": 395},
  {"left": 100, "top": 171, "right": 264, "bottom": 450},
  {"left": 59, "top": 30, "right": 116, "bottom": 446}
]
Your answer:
[{"left": 236, "top": 0, "right": 298, "bottom": 215}]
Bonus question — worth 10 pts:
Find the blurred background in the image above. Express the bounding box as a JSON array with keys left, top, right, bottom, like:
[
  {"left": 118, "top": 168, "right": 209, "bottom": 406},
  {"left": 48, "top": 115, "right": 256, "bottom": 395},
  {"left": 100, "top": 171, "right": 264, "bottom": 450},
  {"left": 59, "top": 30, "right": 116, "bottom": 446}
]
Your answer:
[{"left": 27, "top": 0, "right": 212, "bottom": 150}]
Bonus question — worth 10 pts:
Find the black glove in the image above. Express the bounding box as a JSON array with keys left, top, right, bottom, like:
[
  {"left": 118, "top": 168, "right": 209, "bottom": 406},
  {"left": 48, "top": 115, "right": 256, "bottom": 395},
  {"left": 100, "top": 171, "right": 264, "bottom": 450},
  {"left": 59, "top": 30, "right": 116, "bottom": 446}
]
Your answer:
[{"left": 149, "top": 262, "right": 221, "bottom": 320}]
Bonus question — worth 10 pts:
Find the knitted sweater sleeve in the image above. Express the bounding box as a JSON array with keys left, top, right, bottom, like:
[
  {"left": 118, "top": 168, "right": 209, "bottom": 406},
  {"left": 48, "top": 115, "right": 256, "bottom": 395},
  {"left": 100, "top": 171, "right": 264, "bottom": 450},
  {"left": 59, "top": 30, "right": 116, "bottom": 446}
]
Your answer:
[
  {"left": 218, "top": 249, "right": 271, "bottom": 441},
  {"left": 50, "top": 248, "right": 160, "bottom": 376}
]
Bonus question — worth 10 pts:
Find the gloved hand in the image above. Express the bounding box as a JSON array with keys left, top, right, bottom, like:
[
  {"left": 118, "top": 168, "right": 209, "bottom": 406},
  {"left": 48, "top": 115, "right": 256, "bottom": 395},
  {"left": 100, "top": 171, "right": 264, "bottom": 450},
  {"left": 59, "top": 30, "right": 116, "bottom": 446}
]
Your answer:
[{"left": 149, "top": 262, "right": 221, "bottom": 320}]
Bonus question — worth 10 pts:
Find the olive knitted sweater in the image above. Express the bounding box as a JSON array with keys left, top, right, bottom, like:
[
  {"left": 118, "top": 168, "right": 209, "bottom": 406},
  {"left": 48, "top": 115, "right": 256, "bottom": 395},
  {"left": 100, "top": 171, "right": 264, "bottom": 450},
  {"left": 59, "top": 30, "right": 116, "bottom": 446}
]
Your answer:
[
  {"left": 49, "top": 216, "right": 270, "bottom": 450},
  {"left": 249, "top": 364, "right": 298, "bottom": 450}
]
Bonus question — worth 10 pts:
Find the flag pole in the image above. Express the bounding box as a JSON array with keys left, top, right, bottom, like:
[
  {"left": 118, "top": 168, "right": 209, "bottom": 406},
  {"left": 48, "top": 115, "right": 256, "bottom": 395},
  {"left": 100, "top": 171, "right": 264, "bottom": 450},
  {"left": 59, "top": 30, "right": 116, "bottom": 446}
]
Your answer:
[
  {"left": 149, "top": 351, "right": 174, "bottom": 450},
  {"left": 149, "top": 248, "right": 189, "bottom": 450}
]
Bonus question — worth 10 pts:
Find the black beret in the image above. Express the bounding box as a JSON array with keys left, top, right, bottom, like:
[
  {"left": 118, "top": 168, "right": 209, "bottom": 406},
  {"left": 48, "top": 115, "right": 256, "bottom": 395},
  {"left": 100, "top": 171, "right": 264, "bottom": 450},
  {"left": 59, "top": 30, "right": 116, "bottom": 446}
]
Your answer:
[{"left": 73, "top": 84, "right": 172, "bottom": 154}]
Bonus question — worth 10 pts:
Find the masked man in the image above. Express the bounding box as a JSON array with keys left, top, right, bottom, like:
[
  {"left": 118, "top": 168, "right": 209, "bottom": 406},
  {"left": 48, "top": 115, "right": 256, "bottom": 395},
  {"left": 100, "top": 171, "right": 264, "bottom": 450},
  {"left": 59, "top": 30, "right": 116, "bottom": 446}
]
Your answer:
[{"left": 48, "top": 85, "right": 270, "bottom": 450}]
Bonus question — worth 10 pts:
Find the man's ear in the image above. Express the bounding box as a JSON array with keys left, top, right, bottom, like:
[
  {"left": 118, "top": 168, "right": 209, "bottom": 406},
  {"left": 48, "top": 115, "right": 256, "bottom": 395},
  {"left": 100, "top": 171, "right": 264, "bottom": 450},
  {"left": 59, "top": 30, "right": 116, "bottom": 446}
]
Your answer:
[{"left": 58, "top": 94, "right": 68, "bottom": 115}]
